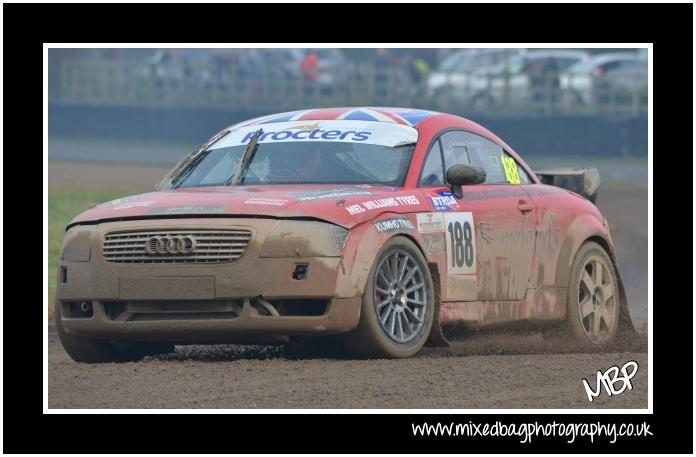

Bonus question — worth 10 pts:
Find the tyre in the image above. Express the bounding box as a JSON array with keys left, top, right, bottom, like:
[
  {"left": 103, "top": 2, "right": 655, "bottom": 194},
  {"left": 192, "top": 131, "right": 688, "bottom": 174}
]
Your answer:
[
  {"left": 565, "top": 242, "right": 620, "bottom": 350},
  {"left": 342, "top": 237, "right": 435, "bottom": 358},
  {"left": 55, "top": 301, "right": 175, "bottom": 363}
]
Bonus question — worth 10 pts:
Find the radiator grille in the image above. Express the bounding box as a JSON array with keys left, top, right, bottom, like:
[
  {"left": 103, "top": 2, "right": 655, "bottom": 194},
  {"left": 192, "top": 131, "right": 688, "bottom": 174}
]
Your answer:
[{"left": 102, "top": 229, "right": 252, "bottom": 263}]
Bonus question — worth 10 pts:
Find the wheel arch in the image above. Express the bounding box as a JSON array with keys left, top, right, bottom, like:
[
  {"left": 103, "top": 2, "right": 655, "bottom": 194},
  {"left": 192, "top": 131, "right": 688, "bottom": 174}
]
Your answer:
[
  {"left": 584, "top": 235, "right": 636, "bottom": 339},
  {"left": 554, "top": 214, "right": 613, "bottom": 289},
  {"left": 555, "top": 225, "right": 635, "bottom": 338},
  {"left": 387, "top": 232, "right": 427, "bottom": 259},
  {"left": 343, "top": 218, "right": 440, "bottom": 294}
]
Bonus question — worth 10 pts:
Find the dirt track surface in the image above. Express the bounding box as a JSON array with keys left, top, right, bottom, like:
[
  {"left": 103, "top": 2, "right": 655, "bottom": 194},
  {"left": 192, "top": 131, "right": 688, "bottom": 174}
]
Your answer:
[
  {"left": 48, "top": 332, "right": 647, "bottom": 409},
  {"left": 48, "top": 160, "right": 648, "bottom": 409}
]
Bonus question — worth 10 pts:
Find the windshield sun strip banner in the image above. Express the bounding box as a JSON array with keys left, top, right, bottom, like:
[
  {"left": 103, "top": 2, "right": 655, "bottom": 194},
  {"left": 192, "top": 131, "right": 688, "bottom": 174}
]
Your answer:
[{"left": 208, "top": 120, "right": 418, "bottom": 149}]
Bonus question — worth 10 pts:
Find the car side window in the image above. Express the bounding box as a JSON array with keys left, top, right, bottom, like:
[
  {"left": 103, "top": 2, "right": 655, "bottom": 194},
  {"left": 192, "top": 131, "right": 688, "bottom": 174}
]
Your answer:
[
  {"left": 439, "top": 131, "right": 472, "bottom": 168},
  {"left": 468, "top": 140, "right": 533, "bottom": 185},
  {"left": 441, "top": 130, "right": 532, "bottom": 185},
  {"left": 439, "top": 130, "right": 507, "bottom": 183},
  {"left": 419, "top": 140, "right": 445, "bottom": 186},
  {"left": 428, "top": 130, "right": 532, "bottom": 185},
  {"left": 465, "top": 136, "right": 508, "bottom": 183}
]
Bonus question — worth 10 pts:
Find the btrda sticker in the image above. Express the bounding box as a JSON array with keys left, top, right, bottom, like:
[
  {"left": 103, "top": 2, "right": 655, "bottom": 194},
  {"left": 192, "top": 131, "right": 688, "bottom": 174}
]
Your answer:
[{"left": 429, "top": 191, "right": 458, "bottom": 212}]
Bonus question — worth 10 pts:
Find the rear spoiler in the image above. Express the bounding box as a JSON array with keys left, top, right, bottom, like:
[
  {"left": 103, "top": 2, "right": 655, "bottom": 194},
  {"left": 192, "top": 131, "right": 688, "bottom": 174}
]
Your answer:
[{"left": 534, "top": 167, "right": 601, "bottom": 203}]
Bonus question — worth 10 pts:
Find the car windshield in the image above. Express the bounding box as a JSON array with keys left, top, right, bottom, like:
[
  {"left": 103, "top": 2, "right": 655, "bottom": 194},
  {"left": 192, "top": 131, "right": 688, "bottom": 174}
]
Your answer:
[
  {"left": 439, "top": 52, "right": 469, "bottom": 72},
  {"left": 566, "top": 59, "right": 600, "bottom": 74},
  {"left": 566, "top": 54, "right": 636, "bottom": 74},
  {"left": 465, "top": 50, "right": 522, "bottom": 72},
  {"left": 169, "top": 141, "right": 415, "bottom": 188}
]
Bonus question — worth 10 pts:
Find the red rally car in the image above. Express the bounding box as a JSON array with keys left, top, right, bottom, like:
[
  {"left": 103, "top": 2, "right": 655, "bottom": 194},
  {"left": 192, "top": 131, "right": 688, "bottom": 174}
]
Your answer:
[{"left": 55, "top": 107, "right": 633, "bottom": 361}]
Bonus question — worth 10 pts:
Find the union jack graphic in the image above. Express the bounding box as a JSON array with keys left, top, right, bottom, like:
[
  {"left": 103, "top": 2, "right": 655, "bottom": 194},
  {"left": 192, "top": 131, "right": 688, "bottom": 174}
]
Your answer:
[{"left": 239, "top": 107, "right": 439, "bottom": 128}]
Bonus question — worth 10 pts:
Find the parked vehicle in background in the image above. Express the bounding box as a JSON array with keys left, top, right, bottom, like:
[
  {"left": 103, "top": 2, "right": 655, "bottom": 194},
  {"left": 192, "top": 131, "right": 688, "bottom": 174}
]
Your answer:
[
  {"left": 455, "top": 49, "right": 590, "bottom": 110},
  {"left": 55, "top": 48, "right": 648, "bottom": 116},
  {"left": 593, "top": 59, "right": 648, "bottom": 103},
  {"left": 426, "top": 49, "right": 524, "bottom": 104},
  {"left": 560, "top": 52, "right": 645, "bottom": 105}
]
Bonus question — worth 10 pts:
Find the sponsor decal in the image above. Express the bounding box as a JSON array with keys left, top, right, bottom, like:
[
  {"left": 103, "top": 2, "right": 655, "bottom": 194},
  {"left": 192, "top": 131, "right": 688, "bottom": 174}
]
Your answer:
[
  {"left": 244, "top": 198, "right": 288, "bottom": 206},
  {"left": 486, "top": 212, "right": 559, "bottom": 255},
  {"left": 478, "top": 215, "right": 494, "bottom": 243},
  {"left": 146, "top": 205, "right": 226, "bottom": 215},
  {"left": 293, "top": 188, "right": 373, "bottom": 201},
  {"left": 284, "top": 122, "right": 321, "bottom": 131},
  {"left": 422, "top": 234, "right": 446, "bottom": 254},
  {"left": 373, "top": 217, "right": 414, "bottom": 233},
  {"left": 345, "top": 204, "right": 365, "bottom": 215},
  {"left": 113, "top": 200, "right": 155, "bottom": 210},
  {"left": 210, "top": 120, "right": 418, "bottom": 149},
  {"left": 416, "top": 212, "right": 445, "bottom": 233},
  {"left": 429, "top": 191, "right": 459, "bottom": 212},
  {"left": 345, "top": 195, "right": 420, "bottom": 215},
  {"left": 241, "top": 128, "right": 371, "bottom": 144}
]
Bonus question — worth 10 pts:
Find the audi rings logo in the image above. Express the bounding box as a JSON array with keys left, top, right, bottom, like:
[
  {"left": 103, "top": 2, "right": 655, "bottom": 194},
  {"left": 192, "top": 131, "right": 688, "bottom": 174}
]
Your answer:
[{"left": 145, "top": 235, "right": 197, "bottom": 255}]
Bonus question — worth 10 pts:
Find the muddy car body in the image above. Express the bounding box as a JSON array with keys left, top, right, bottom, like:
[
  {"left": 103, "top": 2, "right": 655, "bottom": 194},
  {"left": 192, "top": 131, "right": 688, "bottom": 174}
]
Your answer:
[{"left": 56, "top": 107, "right": 632, "bottom": 361}]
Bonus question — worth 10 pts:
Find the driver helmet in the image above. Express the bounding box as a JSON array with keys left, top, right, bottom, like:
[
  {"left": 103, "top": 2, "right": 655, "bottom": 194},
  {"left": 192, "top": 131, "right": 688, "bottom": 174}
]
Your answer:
[{"left": 268, "top": 147, "right": 320, "bottom": 182}]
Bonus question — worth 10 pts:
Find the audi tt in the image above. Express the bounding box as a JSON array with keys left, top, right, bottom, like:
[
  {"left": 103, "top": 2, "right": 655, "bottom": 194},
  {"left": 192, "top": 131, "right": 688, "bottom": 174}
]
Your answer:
[{"left": 55, "top": 107, "right": 634, "bottom": 361}]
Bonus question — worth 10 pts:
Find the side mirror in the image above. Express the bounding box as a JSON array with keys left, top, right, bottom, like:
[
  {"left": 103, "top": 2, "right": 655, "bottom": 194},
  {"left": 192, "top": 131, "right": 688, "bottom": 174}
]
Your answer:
[{"left": 446, "top": 164, "right": 486, "bottom": 198}]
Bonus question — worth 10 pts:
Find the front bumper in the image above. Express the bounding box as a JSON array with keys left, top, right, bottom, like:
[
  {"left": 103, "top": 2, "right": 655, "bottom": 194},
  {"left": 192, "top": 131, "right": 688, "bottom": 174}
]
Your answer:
[
  {"left": 56, "top": 218, "right": 362, "bottom": 343},
  {"left": 58, "top": 297, "right": 361, "bottom": 343}
]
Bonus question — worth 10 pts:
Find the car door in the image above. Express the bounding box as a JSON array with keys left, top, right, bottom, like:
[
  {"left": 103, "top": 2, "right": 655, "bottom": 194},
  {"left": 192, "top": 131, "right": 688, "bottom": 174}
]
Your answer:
[{"left": 425, "top": 130, "right": 536, "bottom": 302}]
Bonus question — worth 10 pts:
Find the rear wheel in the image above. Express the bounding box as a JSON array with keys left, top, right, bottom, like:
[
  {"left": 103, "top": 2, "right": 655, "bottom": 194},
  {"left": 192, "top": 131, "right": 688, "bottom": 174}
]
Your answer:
[
  {"left": 342, "top": 237, "right": 434, "bottom": 358},
  {"left": 565, "top": 242, "right": 619, "bottom": 350},
  {"left": 55, "top": 302, "right": 175, "bottom": 363}
]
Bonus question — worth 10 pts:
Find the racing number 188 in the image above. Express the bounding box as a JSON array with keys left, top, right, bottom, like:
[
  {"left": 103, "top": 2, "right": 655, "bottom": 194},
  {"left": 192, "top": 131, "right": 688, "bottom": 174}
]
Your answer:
[
  {"left": 443, "top": 212, "right": 476, "bottom": 275},
  {"left": 447, "top": 221, "right": 474, "bottom": 268}
]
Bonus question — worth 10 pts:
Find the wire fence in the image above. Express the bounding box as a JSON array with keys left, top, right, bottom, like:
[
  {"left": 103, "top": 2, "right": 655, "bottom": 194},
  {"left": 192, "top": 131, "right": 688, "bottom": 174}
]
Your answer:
[{"left": 54, "top": 58, "right": 647, "bottom": 116}]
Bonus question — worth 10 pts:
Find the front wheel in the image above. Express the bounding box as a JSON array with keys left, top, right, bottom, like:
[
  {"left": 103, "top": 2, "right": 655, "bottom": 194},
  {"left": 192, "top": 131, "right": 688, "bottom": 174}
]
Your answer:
[
  {"left": 342, "top": 237, "right": 435, "bottom": 358},
  {"left": 565, "top": 242, "right": 620, "bottom": 350}
]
